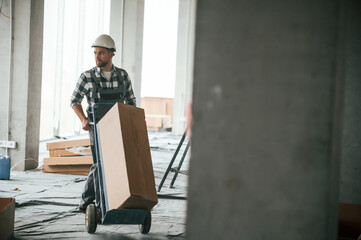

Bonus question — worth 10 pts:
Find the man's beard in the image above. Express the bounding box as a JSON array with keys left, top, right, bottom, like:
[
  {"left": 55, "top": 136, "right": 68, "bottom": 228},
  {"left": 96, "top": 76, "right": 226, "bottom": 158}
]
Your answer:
[{"left": 96, "top": 60, "right": 107, "bottom": 68}]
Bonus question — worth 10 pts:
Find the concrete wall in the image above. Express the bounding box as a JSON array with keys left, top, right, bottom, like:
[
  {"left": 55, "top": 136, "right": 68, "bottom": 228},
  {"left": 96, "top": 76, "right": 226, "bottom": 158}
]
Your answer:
[
  {"left": 110, "top": 0, "right": 123, "bottom": 67},
  {"left": 0, "top": 0, "right": 12, "bottom": 149},
  {"left": 172, "top": 0, "right": 196, "bottom": 134},
  {"left": 339, "top": 0, "right": 361, "bottom": 204},
  {"left": 120, "top": 0, "right": 144, "bottom": 106},
  {"left": 187, "top": 1, "right": 344, "bottom": 239},
  {"left": 0, "top": 0, "right": 44, "bottom": 170}
]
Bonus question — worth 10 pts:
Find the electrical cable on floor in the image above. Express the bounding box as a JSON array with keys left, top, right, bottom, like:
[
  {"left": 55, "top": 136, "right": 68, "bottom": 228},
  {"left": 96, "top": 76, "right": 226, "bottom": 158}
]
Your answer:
[
  {"left": 15, "top": 209, "right": 78, "bottom": 231},
  {"left": 10, "top": 158, "right": 38, "bottom": 171},
  {"left": 16, "top": 230, "right": 80, "bottom": 237},
  {"left": 167, "top": 233, "right": 185, "bottom": 239},
  {"left": 157, "top": 194, "right": 187, "bottom": 200},
  {"left": 0, "top": 0, "right": 15, "bottom": 19},
  {"left": 15, "top": 200, "right": 78, "bottom": 208},
  {"left": 38, "top": 196, "right": 81, "bottom": 199}
]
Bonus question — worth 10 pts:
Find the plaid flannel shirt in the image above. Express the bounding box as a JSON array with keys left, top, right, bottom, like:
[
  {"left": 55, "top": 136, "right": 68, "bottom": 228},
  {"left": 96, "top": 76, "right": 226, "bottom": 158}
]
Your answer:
[{"left": 70, "top": 66, "right": 136, "bottom": 115}]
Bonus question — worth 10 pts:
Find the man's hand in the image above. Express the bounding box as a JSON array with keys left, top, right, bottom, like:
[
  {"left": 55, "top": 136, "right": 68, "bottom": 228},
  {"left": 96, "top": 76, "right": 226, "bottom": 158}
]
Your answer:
[
  {"left": 82, "top": 118, "right": 92, "bottom": 131},
  {"left": 72, "top": 105, "right": 93, "bottom": 131}
]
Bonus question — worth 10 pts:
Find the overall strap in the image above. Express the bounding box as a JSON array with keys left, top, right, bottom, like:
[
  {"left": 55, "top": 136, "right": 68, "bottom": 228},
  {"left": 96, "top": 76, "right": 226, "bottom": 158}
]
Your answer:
[
  {"left": 115, "top": 67, "right": 127, "bottom": 99},
  {"left": 89, "top": 68, "right": 101, "bottom": 88}
]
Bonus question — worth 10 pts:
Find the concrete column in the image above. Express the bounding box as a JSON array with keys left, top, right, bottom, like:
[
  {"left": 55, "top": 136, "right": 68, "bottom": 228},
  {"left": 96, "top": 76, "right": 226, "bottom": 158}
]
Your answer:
[
  {"left": 0, "top": 0, "right": 12, "bottom": 151},
  {"left": 187, "top": 1, "right": 343, "bottom": 239},
  {"left": 110, "top": 0, "right": 124, "bottom": 67},
  {"left": 0, "top": 0, "right": 44, "bottom": 170},
  {"left": 116, "top": 0, "right": 144, "bottom": 106},
  {"left": 53, "top": 0, "right": 64, "bottom": 137},
  {"left": 73, "top": 0, "right": 86, "bottom": 135},
  {"left": 339, "top": 0, "right": 361, "bottom": 204},
  {"left": 172, "top": 0, "right": 196, "bottom": 134}
]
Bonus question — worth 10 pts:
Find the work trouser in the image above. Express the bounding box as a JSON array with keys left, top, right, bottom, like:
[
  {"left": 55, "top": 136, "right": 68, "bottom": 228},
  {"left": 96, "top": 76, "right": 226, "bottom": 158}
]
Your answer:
[{"left": 79, "top": 129, "right": 100, "bottom": 209}]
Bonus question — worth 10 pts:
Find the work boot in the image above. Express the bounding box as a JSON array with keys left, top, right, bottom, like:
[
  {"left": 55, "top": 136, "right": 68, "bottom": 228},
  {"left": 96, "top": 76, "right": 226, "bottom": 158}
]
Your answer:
[{"left": 77, "top": 206, "right": 86, "bottom": 213}]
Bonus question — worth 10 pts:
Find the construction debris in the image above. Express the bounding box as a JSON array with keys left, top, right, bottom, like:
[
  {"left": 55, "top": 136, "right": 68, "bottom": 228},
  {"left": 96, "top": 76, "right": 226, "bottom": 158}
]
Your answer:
[{"left": 43, "top": 139, "right": 92, "bottom": 175}]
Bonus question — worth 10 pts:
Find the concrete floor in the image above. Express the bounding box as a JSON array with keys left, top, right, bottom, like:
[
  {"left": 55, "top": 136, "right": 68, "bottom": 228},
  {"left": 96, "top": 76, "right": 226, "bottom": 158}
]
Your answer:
[{"left": 0, "top": 130, "right": 189, "bottom": 239}]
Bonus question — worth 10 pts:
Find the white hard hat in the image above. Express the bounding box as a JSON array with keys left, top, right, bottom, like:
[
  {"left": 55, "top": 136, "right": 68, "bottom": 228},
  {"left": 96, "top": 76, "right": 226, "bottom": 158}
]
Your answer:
[{"left": 91, "top": 34, "right": 116, "bottom": 52}]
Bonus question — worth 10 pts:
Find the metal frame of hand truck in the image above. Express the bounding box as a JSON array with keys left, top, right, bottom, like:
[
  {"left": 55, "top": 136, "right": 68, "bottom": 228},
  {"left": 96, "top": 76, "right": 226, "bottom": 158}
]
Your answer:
[{"left": 85, "top": 102, "right": 151, "bottom": 234}]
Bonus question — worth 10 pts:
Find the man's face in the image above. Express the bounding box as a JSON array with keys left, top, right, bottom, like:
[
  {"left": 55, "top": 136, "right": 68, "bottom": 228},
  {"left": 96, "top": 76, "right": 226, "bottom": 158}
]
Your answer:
[{"left": 94, "top": 47, "right": 113, "bottom": 68}]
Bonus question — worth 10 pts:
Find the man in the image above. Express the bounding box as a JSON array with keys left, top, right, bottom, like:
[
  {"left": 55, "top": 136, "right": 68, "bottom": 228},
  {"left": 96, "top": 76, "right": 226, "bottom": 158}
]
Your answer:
[{"left": 70, "top": 34, "right": 136, "bottom": 212}]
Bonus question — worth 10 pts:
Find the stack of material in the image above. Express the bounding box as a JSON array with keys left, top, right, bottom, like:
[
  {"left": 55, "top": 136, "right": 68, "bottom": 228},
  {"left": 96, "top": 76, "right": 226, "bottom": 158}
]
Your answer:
[
  {"left": 43, "top": 139, "right": 92, "bottom": 175},
  {"left": 141, "top": 97, "right": 173, "bottom": 130}
]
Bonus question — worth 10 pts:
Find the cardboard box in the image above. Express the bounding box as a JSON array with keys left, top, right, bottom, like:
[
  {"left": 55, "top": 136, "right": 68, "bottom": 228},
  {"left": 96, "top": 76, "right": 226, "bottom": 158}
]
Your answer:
[
  {"left": 141, "top": 97, "right": 174, "bottom": 130},
  {"left": 141, "top": 97, "right": 173, "bottom": 116},
  {"left": 339, "top": 203, "right": 361, "bottom": 239},
  {"left": 0, "top": 198, "right": 15, "bottom": 240},
  {"left": 98, "top": 102, "right": 158, "bottom": 211},
  {"left": 145, "top": 115, "right": 172, "bottom": 130}
]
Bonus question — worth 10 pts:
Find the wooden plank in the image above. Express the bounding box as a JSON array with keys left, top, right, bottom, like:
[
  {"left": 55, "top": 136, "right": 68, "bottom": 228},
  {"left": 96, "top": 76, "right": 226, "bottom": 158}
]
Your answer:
[
  {"left": 49, "top": 149, "right": 80, "bottom": 157},
  {"left": 43, "top": 156, "right": 93, "bottom": 166},
  {"left": 46, "top": 139, "right": 90, "bottom": 150},
  {"left": 42, "top": 165, "right": 92, "bottom": 172},
  {"left": 60, "top": 171, "right": 89, "bottom": 175},
  {"left": 42, "top": 165, "right": 91, "bottom": 175},
  {"left": 49, "top": 148, "right": 92, "bottom": 157}
]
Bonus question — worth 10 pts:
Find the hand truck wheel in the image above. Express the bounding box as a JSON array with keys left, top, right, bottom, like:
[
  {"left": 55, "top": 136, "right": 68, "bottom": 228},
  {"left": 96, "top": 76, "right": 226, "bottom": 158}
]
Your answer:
[
  {"left": 85, "top": 204, "right": 97, "bottom": 234},
  {"left": 139, "top": 211, "right": 151, "bottom": 234}
]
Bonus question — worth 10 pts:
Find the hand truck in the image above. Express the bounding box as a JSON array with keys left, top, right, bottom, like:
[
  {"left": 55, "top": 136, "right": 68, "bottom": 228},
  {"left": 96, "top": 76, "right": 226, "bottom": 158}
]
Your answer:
[{"left": 85, "top": 102, "right": 151, "bottom": 234}]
